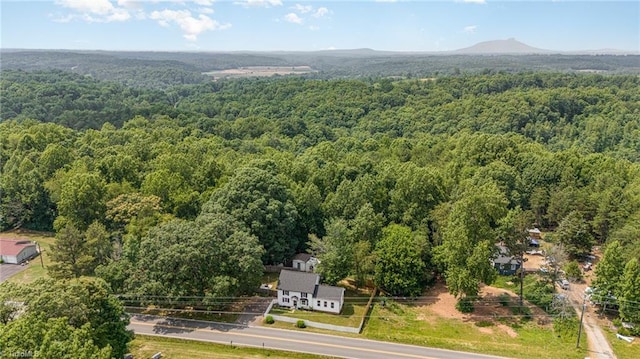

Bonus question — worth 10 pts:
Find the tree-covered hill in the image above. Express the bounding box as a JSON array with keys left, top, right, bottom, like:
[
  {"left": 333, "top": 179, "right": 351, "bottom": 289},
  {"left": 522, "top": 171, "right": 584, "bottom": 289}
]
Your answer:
[
  {"left": 2, "top": 50, "right": 639, "bottom": 88},
  {"left": 1, "top": 70, "right": 639, "bottom": 322}
]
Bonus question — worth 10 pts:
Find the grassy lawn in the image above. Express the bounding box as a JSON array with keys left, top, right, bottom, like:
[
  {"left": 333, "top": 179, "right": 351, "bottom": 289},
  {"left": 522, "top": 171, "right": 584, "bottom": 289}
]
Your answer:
[
  {"left": 268, "top": 289, "right": 370, "bottom": 328},
  {"left": 2, "top": 230, "right": 54, "bottom": 284},
  {"left": 604, "top": 328, "right": 640, "bottom": 359},
  {"left": 129, "top": 334, "right": 337, "bottom": 359},
  {"left": 362, "top": 301, "right": 586, "bottom": 359}
]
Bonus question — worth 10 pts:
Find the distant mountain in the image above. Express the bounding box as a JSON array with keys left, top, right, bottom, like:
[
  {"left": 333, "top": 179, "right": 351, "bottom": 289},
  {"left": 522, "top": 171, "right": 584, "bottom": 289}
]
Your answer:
[{"left": 453, "top": 38, "right": 553, "bottom": 54}]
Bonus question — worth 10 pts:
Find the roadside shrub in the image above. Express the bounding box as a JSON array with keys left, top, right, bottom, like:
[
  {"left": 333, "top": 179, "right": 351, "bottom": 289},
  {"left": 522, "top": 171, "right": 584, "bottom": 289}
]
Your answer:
[
  {"left": 553, "top": 316, "right": 578, "bottom": 338},
  {"left": 618, "top": 326, "right": 631, "bottom": 336},
  {"left": 475, "top": 320, "right": 494, "bottom": 327},
  {"left": 512, "top": 305, "right": 532, "bottom": 321},
  {"left": 264, "top": 315, "right": 274, "bottom": 324},
  {"left": 296, "top": 320, "right": 306, "bottom": 328},
  {"left": 455, "top": 298, "right": 474, "bottom": 313},
  {"left": 498, "top": 293, "right": 510, "bottom": 307},
  {"left": 612, "top": 318, "right": 622, "bottom": 328},
  {"left": 525, "top": 279, "right": 554, "bottom": 312}
]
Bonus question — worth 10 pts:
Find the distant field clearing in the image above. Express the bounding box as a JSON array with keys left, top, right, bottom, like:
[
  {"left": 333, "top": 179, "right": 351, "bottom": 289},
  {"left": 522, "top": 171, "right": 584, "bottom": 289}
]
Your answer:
[{"left": 203, "top": 66, "right": 316, "bottom": 79}]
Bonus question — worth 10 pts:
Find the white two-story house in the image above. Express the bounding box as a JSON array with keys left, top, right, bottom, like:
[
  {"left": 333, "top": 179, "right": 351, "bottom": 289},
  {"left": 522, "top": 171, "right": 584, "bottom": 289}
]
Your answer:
[{"left": 276, "top": 270, "right": 345, "bottom": 314}]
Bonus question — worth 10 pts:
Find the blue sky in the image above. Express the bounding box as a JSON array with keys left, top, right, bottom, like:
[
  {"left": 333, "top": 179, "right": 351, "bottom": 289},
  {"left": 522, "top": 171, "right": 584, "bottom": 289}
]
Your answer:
[{"left": 1, "top": 1, "right": 638, "bottom": 52}]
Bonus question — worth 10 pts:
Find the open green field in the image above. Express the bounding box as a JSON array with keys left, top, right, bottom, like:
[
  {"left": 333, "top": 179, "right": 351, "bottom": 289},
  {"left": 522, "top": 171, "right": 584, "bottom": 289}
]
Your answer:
[
  {"left": 362, "top": 301, "right": 586, "bottom": 359},
  {"left": 604, "top": 328, "right": 640, "bottom": 359},
  {"left": 2, "top": 230, "right": 54, "bottom": 284},
  {"left": 129, "top": 335, "right": 336, "bottom": 359}
]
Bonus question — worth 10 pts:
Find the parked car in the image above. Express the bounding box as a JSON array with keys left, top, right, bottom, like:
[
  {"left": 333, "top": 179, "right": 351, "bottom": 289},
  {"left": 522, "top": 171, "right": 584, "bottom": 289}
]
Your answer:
[{"left": 558, "top": 279, "right": 570, "bottom": 290}]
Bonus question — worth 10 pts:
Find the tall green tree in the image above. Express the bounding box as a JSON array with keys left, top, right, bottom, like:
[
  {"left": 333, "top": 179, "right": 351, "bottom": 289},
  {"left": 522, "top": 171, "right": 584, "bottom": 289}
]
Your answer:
[
  {"left": 435, "top": 183, "right": 507, "bottom": 299},
  {"left": 202, "top": 164, "right": 299, "bottom": 264},
  {"left": 556, "top": 210, "right": 595, "bottom": 258},
  {"left": 49, "top": 224, "right": 91, "bottom": 278},
  {"left": 374, "top": 224, "right": 430, "bottom": 297},
  {"left": 57, "top": 171, "right": 107, "bottom": 229},
  {"left": 619, "top": 258, "right": 640, "bottom": 327},
  {"left": 308, "top": 219, "right": 353, "bottom": 285},
  {"left": 0, "top": 316, "right": 112, "bottom": 359},
  {"left": 389, "top": 163, "right": 445, "bottom": 229},
  {"left": 591, "top": 240, "right": 625, "bottom": 304},
  {"left": 0, "top": 277, "right": 131, "bottom": 359},
  {"left": 126, "top": 214, "right": 264, "bottom": 299}
]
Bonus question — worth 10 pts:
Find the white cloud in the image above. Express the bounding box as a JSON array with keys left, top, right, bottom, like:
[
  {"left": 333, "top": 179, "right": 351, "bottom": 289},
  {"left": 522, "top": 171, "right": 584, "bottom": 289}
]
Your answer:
[
  {"left": 199, "top": 7, "right": 215, "bottom": 14},
  {"left": 284, "top": 13, "right": 303, "bottom": 24},
  {"left": 308, "top": 25, "right": 319, "bottom": 31},
  {"left": 57, "top": 0, "right": 115, "bottom": 15},
  {"left": 461, "top": 0, "right": 486, "bottom": 4},
  {"left": 292, "top": 4, "right": 312, "bottom": 13},
  {"left": 55, "top": 0, "right": 132, "bottom": 22},
  {"left": 117, "top": 0, "right": 143, "bottom": 9},
  {"left": 150, "top": 9, "right": 230, "bottom": 41},
  {"left": 313, "top": 7, "right": 329, "bottom": 18},
  {"left": 193, "top": 0, "right": 214, "bottom": 5},
  {"left": 107, "top": 8, "right": 132, "bottom": 21},
  {"left": 463, "top": 25, "right": 477, "bottom": 33},
  {"left": 235, "top": 0, "right": 282, "bottom": 8}
]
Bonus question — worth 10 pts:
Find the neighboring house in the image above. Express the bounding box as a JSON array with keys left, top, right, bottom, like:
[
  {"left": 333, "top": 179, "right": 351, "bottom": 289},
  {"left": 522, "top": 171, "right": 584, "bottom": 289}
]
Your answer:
[
  {"left": 528, "top": 228, "right": 542, "bottom": 240},
  {"left": 492, "top": 245, "right": 521, "bottom": 276},
  {"left": 0, "top": 238, "right": 39, "bottom": 264},
  {"left": 291, "top": 253, "right": 319, "bottom": 272},
  {"left": 276, "top": 270, "right": 345, "bottom": 314}
]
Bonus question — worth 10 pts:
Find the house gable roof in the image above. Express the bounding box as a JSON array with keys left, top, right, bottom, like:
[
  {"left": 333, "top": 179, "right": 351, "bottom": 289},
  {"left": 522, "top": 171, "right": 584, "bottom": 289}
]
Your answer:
[
  {"left": 293, "top": 253, "right": 313, "bottom": 262},
  {"left": 493, "top": 244, "right": 518, "bottom": 265},
  {"left": 277, "top": 270, "right": 318, "bottom": 294},
  {"left": 315, "top": 285, "right": 345, "bottom": 302},
  {"left": 0, "top": 238, "right": 36, "bottom": 257}
]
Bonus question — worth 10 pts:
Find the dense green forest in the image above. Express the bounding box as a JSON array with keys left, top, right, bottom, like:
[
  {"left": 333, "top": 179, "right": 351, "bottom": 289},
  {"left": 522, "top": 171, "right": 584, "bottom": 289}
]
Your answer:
[
  {"left": 2, "top": 69, "right": 640, "bottom": 337},
  {"left": 2, "top": 50, "right": 639, "bottom": 88}
]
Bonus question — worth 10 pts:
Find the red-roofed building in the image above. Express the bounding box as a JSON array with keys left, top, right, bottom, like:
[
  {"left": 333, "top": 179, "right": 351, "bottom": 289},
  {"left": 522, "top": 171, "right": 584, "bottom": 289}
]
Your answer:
[{"left": 0, "top": 238, "right": 39, "bottom": 264}]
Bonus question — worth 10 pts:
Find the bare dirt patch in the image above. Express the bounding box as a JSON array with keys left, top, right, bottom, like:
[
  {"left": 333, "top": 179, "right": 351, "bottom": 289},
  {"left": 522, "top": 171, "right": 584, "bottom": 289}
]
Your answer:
[
  {"left": 411, "top": 281, "right": 553, "bottom": 338},
  {"left": 523, "top": 252, "right": 546, "bottom": 271}
]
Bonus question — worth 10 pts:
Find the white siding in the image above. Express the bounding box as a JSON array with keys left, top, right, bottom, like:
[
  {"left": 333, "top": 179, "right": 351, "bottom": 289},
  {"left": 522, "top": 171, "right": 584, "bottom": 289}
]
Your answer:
[
  {"left": 312, "top": 298, "right": 342, "bottom": 314},
  {"left": 292, "top": 259, "right": 306, "bottom": 271},
  {"left": 1, "top": 244, "right": 38, "bottom": 264},
  {"left": 277, "top": 290, "right": 314, "bottom": 310}
]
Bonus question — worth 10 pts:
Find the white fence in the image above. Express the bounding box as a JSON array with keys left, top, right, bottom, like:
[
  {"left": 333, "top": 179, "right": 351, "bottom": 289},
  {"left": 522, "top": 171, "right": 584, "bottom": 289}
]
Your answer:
[{"left": 263, "top": 299, "right": 360, "bottom": 334}]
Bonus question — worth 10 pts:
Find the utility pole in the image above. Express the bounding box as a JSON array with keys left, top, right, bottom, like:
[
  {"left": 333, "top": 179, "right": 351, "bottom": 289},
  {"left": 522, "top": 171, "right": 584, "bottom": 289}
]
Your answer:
[
  {"left": 576, "top": 295, "right": 586, "bottom": 349},
  {"left": 37, "top": 242, "right": 44, "bottom": 268}
]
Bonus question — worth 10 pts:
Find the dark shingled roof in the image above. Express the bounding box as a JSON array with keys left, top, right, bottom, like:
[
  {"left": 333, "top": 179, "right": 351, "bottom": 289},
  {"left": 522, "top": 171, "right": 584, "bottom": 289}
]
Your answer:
[
  {"left": 315, "top": 285, "right": 345, "bottom": 302},
  {"left": 293, "top": 253, "right": 313, "bottom": 262},
  {"left": 277, "top": 270, "right": 318, "bottom": 294}
]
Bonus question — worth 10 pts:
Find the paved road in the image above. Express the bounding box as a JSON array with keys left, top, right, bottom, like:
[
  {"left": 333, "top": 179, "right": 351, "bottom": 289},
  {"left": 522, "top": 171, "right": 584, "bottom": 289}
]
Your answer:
[
  {"left": 563, "top": 282, "right": 616, "bottom": 359},
  {"left": 129, "top": 314, "right": 508, "bottom": 359},
  {"left": 0, "top": 263, "right": 27, "bottom": 283}
]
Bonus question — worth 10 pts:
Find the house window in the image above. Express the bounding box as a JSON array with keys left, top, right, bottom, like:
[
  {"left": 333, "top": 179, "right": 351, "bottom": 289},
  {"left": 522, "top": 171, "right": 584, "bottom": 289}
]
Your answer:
[
  {"left": 283, "top": 298, "right": 290, "bottom": 303},
  {"left": 317, "top": 300, "right": 321, "bottom": 306},
  {"left": 324, "top": 301, "right": 327, "bottom": 307},
  {"left": 301, "top": 299, "right": 307, "bottom": 306},
  {"left": 283, "top": 290, "right": 289, "bottom": 296},
  {"left": 296, "top": 262, "right": 301, "bottom": 269},
  {"left": 511, "top": 264, "right": 516, "bottom": 270},
  {"left": 331, "top": 302, "right": 335, "bottom": 309},
  {"left": 301, "top": 293, "right": 307, "bottom": 298}
]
